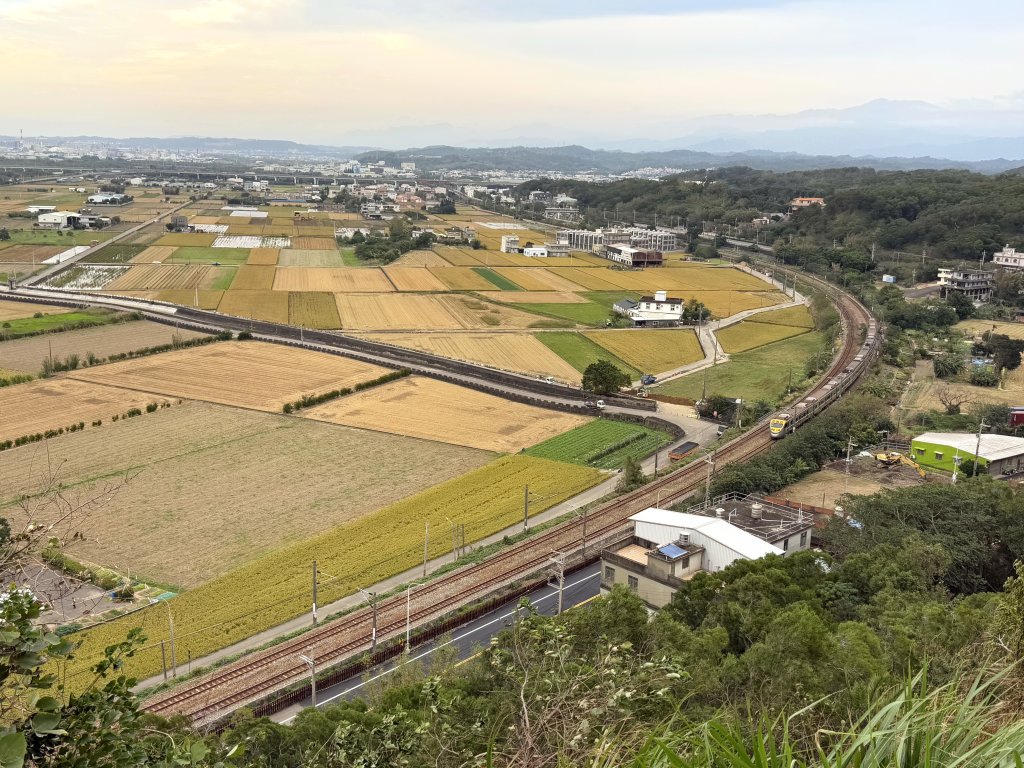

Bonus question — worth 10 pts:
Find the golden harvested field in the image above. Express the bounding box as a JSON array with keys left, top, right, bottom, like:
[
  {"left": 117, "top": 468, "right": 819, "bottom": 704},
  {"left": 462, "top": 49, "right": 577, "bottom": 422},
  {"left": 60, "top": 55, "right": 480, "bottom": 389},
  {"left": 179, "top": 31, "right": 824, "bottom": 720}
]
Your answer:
[
  {"left": 217, "top": 290, "right": 290, "bottom": 323},
  {"left": 491, "top": 267, "right": 549, "bottom": 291},
  {"left": 748, "top": 304, "right": 815, "bottom": 328},
  {"left": 288, "top": 292, "right": 342, "bottom": 328},
  {"left": 246, "top": 248, "right": 280, "bottom": 265},
  {"left": 230, "top": 265, "right": 276, "bottom": 290},
  {"left": 188, "top": 215, "right": 221, "bottom": 225},
  {"left": 717, "top": 317, "right": 811, "bottom": 353},
  {"left": 525, "top": 268, "right": 590, "bottom": 292},
  {"left": 130, "top": 245, "right": 176, "bottom": 263},
  {"left": 105, "top": 264, "right": 208, "bottom": 291},
  {"left": 0, "top": 320, "right": 208, "bottom": 374},
  {"left": 326, "top": 211, "right": 363, "bottom": 221},
  {"left": 0, "top": 299, "right": 74, "bottom": 321},
  {"left": 225, "top": 224, "right": 269, "bottom": 236},
  {"left": 273, "top": 267, "right": 394, "bottom": 292},
  {"left": 0, "top": 245, "right": 63, "bottom": 263},
  {"left": 277, "top": 249, "right": 345, "bottom": 267},
  {"left": 431, "top": 246, "right": 482, "bottom": 266},
  {"left": 0, "top": 379, "right": 158, "bottom": 442},
  {"left": 391, "top": 250, "right": 450, "bottom": 266},
  {"left": 304, "top": 376, "right": 590, "bottom": 451},
  {"left": 957, "top": 319, "right": 1024, "bottom": 340},
  {"left": 155, "top": 232, "right": 217, "bottom": 247},
  {"left": 290, "top": 236, "right": 335, "bottom": 249},
  {"left": 584, "top": 329, "right": 704, "bottom": 374},
  {"left": 428, "top": 266, "right": 495, "bottom": 290},
  {"left": 154, "top": 289, "right": 223, "bottom": 309},
  {"left": 334, "top": 293, "right": 538, "bottom": 330},
  {"left": 359, "top": 332, "right": 582, "bottom": 382},
  {"left": 695, "top": 290, "right": 786, "bottom": 317},
  {"left": 65, "top": 454, "right": 599, "bottom": 687},
  {"left": 69, "top": 341, "right": 388, "bottom": 411},
  {"left": 0, "top": 401, "right": 490, "bottom": 588},
  {"left": 550, "top": 267, "right": 623, "bottom": 291},
  {"left": 481, "top": 291, "right": 586, "bottom": 304},
  {"left": 383, "top": 267, "right": 448, "bottom": 291}
]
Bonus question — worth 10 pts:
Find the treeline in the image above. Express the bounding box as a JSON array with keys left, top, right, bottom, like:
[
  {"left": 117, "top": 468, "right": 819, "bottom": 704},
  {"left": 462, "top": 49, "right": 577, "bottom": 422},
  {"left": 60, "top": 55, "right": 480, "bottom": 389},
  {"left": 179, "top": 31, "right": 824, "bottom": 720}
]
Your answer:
[
  {"left": 39, "top": 331, "right": 231, "bottom": 377},
  {"left": 282, "top": 369, "right": 410, "bottom": 413}
]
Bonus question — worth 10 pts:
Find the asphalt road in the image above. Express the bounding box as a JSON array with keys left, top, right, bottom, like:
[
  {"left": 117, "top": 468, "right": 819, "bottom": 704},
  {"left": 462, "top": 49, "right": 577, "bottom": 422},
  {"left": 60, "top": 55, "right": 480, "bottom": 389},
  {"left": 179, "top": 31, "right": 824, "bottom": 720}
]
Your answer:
[{"left": 274, "top": 562, "right": 602, "bottom": 724}]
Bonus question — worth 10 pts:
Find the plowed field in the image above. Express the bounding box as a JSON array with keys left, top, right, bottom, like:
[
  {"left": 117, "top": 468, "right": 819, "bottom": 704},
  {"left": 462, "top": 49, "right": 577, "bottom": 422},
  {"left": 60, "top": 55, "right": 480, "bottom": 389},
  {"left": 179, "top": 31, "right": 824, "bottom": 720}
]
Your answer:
[
  {"left": 105, "top": 264, "right": 208, "bottom": 290},
  {"left": 229, "top": 265, "right": 277, "bottom": 290},
  {"left": 288, "top": 292, "right": 342, "bottom": 328},
  {"left": 130, "top": 246, "right": 176, "bottom": 263},
  {"left": 383, "top": 267, "right": 448, "bottom": 291},
  {"left": 272, "top": 267, "right": 394, "bottom": 292},
  {"left": 246, "top": 248, "right": 280, "bottom": 265},
  {"left": 215, "top": 290, "right": 290, "bottom": 323}
]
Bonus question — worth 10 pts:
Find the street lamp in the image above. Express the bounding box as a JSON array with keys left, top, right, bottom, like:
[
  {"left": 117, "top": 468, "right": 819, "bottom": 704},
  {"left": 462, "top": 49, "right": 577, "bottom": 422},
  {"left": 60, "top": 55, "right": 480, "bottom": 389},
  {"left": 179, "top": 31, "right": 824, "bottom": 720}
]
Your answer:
[
  {"left": 358, "top": 588, "right": 378, "bottom": 654},
  {"left": 298, "top": 654, "right": 316, "bottom": 708}
]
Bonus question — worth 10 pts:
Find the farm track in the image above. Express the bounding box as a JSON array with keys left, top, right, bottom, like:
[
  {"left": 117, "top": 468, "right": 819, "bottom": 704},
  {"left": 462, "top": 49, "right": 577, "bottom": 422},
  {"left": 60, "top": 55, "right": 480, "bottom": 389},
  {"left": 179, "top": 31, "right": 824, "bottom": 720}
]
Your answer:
[{"left": 0, "top": 272, "right": 873, "bottom": 724}]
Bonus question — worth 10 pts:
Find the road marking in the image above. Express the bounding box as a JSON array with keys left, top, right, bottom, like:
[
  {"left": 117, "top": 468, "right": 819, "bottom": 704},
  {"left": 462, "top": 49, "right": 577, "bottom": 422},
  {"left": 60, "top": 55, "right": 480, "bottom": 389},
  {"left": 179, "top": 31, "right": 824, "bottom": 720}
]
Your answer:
[{"left": 280, "top": 569, "right": 600, "bottom": 723}]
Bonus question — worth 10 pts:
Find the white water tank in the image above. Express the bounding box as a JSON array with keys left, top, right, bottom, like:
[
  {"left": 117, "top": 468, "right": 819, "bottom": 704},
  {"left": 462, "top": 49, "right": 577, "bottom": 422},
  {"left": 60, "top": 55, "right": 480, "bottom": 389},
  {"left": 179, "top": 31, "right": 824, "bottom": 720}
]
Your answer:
[
  {"left": 714, "top": 507, "right": 725, "bottom": 518},
  {"left": 834, "top": 506, "right": 844, "bottom": 518},
  {"left": 751, "top": 503, "right": 763, "bottom": 519}
]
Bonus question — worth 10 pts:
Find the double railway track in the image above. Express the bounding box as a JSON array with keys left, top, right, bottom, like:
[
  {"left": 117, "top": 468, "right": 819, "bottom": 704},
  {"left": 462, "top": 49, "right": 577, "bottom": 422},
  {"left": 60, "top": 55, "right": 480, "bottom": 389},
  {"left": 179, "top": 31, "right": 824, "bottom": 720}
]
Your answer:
[{"left": 142, "top": 279, "right": 874, "bottom": 724}]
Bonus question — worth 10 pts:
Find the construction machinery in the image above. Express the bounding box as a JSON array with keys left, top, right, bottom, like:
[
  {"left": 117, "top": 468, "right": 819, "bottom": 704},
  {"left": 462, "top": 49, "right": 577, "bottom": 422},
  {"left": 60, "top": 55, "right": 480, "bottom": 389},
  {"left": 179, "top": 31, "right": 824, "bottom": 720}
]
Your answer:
[{"left": 875, "top": 451, "right": 925, "bottom": 478}]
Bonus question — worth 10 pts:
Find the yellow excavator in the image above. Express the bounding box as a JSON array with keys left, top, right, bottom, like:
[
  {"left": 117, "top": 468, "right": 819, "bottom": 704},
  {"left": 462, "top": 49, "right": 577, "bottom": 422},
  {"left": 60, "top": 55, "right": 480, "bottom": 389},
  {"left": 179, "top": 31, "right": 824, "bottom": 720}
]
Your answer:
[{"left": 875, "top": 451, "right": 926, "bottom": 478}]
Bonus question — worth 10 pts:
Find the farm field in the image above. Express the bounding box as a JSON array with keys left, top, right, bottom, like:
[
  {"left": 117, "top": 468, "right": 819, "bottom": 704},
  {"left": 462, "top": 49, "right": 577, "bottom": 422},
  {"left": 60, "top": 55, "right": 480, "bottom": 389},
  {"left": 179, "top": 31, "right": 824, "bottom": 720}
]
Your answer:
[
  {"left": 68, "top": 340, "right": 389, "bottom": 411},
  {"left": 0, "top": 245, "right": 63, "bottom": 264},
  {"left": 716, "top": 316, "right": 812, "bottom": 353},
  {"left": 481, "top": 291, "right": 586, "bottom": 304},
  {"left": 526, "top": 419, "right": 673, "bottom": 469},
  {"left": 217, "top": 290, "right": 290, "bottom": 323},
  {"left": 155, "top": 232, "right": 217, "bottom": 247},
  {"left": 288, "top": 292, "right": 342, "bottom": 328},
  {"left": 956, "top": 319, "right": 1024, "bottom": 340},
  {"left": 0, "top": 401, "right": 490, "bottom": 589},
  {"left": 0, "top": 378, "right": 159, "bottom": 443},
  {"left": 358, "top": 331, "right": 582, "bottom": 382},
  {"left": 382, "top": 267, "right": 448, "bottom": 291},
  {"left": 0, "top": 308, "right": 126, "bottom": 340},
  {"left": 130, "top": 245, "right": 177, "bottom": 263},
  {"left": 0, "top": 320, "right": 208, "bottom": 374},
  {"left": 391, "top": 250, "right": 449, "bottom": 267},
  {"left": 537, "top": 332, "right": 641, "bottom": 377},
  {"left": 277, "top": 249, "right": 346, "bottom": 267},
  {"left": 105, "top": 264, "right": 209, "bottom": 291},
  {"left": 229, "top": 265, "right": 277, "bottom": 290},
  {"left": 428, "top": 266, "right": 496, "bottom": 291},
  {"left": 653, "top": 331, "right": 824, "bottom": 403},
  {"left": 153, "top": 289, "right": 223, "bottom": 309},
  {"left": 0, "top": 299, "right": 74, "bottom": 321},
  {"left": 584, "top": 329, "right": 704, "bottom": 375},
  {"left": 302, "top": 375, "right": 590, "bottom": 452},
  {"left": 518, "top": 291, "right": 640, "bottom": 326},
  {"left": 334, "top": 293, "right": 540, "bottom": 330},
  {"left": 63, "top": 454, "right": 602, "bottom": 687},
  {"left": 246, "top": 248, "right": 280, "bottom": 265},
  {"left": 474, "top": 267, "right": 523, "bottom": 290},
  {"left": 273, "top": 267, "right": 394, "bottom": 293},
  {"left": 747, "top": 304, "right": 815, "bottom": 328},
  {"left": 165, "top": 247, "right": 250, "bottom": 265}
]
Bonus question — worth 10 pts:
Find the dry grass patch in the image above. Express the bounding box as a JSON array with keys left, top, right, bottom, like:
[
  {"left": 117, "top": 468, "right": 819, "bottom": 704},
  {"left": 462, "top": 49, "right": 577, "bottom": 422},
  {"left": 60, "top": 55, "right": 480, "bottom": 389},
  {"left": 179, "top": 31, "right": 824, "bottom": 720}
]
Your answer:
[
  {"left": 277, "top": 249, "right": 345, "bottom": 267},
  {"left": 288, "top": 292, "right": 342, "bottom": 328},
  {"left": 273, "top": 267, "right": 394, "bottom": 292},
  {"left": 428, "top": 266, "right": 495, "bottom": 290},
  {"left": 230, "top": 265, "right": 276, "bottom": 290},
  {"left": 130, "top": 246, "right": 176, "bottom": 263},
  {"left": 383, "top": 267, "right": 448, "bottom": 291},
  {"left": 480, "top": 291, "right": 586, "bottom": 304},
  {"left": 359, "top": 332, "right": 582, "bottom": 382},
  {"left": 0, "top": 402, "right": 490, "bottom": 588},
  {"left": 956, "top": 319, "right": 1024, "bottom": 340},
  {"left": 391, "top": 250, "right": 449, "bottom": 267},
  {"left": 0, "top": 300, "right": 74, "bottom": 321},
  {"left": 290, "top": 236, "right": 335, "bottom": 250},
  {"left": 69, "top": 340, "right": 388, "bottom": 411},
  {"left": 303, "top": 376, "right": 589, "bottom": 451},
  {"left": 585, "top": 329, "right": 704, "bottom": 374},
  {"left": 0, "top": 379, "right": 157, "bottom": 442},
  {"left": 0, "top": 320, "right": 208, "bottom": 374},
  {"left": 777, "top": 468, "right": 884, "bottom": 510},
  {"left": 246, "top": 248, "right": 280, "bottom": 265},
  {"left": 217, "top": 290, "right": 290, "bottom": 323}
]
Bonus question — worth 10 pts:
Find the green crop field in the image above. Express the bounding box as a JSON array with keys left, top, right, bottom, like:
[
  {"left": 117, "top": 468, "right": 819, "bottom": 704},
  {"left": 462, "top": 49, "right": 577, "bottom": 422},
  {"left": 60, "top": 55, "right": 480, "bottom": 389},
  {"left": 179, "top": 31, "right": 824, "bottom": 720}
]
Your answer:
[
  {"left": 80, "top": 243, "right": 147, "bottom": 264},
  {"left": 536, "top": 331, "right": 641, "bottom": 378},
  {"left": 473, "top": 267, "right": 522, "bottom": 291},
  {"left": 653, "top": 331, "right": 824, "bottom": 403},
  {"left": 526, "top": 419, "right": 672, "bottom": 468},
  {"left": 518, "top": 291, "right": 640, "bottom": 327},
  {"left": 165, "top": 247, "right": 250, "bottom": 265},
  {"left": 0, "top": 309, "right": 125, "bottom": 340},
  {"left": 6, "top": 229, "right": 117, "bottom": 246}
]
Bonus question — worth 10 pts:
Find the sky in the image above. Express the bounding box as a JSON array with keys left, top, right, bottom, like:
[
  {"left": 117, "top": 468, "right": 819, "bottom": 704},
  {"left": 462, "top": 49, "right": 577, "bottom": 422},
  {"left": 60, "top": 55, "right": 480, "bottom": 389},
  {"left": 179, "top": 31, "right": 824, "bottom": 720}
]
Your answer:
[{"left": 3, "top": 0, "right": 1024, "bottom": 148}]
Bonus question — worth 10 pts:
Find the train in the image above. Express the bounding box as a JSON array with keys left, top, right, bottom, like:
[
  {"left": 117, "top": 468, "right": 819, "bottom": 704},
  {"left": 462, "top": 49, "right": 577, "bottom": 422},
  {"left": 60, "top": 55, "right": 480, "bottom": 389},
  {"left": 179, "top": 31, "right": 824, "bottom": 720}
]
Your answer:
[{"left": 769, "top": 317, "right": 878, "bottom": 439}]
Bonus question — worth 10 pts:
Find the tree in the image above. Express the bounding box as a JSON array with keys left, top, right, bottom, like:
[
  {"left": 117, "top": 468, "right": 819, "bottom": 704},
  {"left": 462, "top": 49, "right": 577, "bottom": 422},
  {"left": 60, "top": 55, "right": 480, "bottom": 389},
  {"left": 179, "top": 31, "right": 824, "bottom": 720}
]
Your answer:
[
  {"left": 946, "top": 291, "right": 975, "bottom": 320},
  {"left": 0, "top": 227, "right": 10, "bottom": 241},
  {"left": 581, "top": 360, "right": 630, "bottom": 394},
  {"left": 436, "top": 198, "right": 456, "bottom": 215},
  {"left": 617, "top": 455, "right": 646, "bottom": 491},
  {"left": 937, "top": 386, "right": 972, "bottom": 415},
  {"left": 933, "top": 353, "right": 965, "bottom": 379},
  {"left": 970, "top": 367, "right": 999, "bottom": 387},
  {"left": 988, "top": 334, "right": 1024, "bottom": 374}
]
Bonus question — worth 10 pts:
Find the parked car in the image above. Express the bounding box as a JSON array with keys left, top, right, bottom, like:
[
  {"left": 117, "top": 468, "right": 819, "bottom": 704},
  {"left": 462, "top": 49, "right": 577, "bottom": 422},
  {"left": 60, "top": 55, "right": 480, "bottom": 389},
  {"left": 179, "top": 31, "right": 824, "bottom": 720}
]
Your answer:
[{"left": 641, "top": 374, "right": 657, "bottom": 385}]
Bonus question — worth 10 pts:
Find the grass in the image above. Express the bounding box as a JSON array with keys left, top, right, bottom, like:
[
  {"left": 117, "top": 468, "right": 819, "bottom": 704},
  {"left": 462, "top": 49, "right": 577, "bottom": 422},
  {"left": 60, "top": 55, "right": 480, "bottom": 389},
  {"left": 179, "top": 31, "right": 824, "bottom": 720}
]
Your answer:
[
  {"left": 716, "top": 320, "right": 811, "bottom": 353},
  {"left": 473, "top": 267, "right": 523, "bottom": 291},
  {"left": 80, "top": 243, "right": 147, "bottom": 264},
  {"left": 6, "top": 229, "right": 117, "bottom": 246},
  {"left": 58, "top": 454, "right": 603, "bottom": 689},
  {"left": 165, "top": 247, "right": 250, "bottom": 265},
  {"left": 518, "top": 291, "right": 639, "bottom": 327},
  {"left": 205, "top": 267, "right": 237, "bottom": 290},
  {"left": 584, "top": 329, "right": 704, "bottom": 375},
  {"left": 536, "top": 332, "right": 641, "bottom": 378},
  {"left": 0, "top": 309, "right": 125, "bottom": 340},
  {"left": 526, "top": 419, "right": 672, "bottom": 468},
  {"left": 653, "top": 331, "right": 823, "bottom": 403},
  {"left": 339, "top": 247, "right": 361, "bottom": 267}
]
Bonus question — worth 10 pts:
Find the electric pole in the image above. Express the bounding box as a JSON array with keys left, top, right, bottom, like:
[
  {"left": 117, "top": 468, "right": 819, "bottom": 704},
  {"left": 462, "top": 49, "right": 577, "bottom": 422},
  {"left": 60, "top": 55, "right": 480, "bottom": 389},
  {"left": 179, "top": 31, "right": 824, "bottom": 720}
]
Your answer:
[
  {"left": 312, "top": 560, "right": 318, "bottom": 627},
  {"left": 973, "top": 419, "right": 989, "bottom": 477},
  {"left": 423, "top": 521, "right": 429, "bottom": 577},
  {"left": 523, "top": 484, "right": 529, "bottom": 532},
  {"left": 358, "top": 589, "right": 378, "bottom": 654},
  {"left": 547, "top": 551, "right": 566, "bottom": 615}
]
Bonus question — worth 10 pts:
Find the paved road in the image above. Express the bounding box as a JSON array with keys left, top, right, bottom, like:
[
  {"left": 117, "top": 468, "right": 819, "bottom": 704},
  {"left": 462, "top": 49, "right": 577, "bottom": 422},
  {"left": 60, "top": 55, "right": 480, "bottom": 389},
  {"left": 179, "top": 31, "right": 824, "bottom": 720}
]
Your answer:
[{"left": 273, "top": 563, "right": 602, "bottom": 724}]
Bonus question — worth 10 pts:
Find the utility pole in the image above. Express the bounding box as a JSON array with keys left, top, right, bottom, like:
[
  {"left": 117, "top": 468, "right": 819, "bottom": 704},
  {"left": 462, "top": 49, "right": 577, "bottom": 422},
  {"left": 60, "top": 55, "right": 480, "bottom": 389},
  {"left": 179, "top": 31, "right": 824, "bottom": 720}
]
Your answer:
[
  {"left": 973, "top": 419, "right": 989, "bottom": 477},
  {"left": 523, "top": 484, "right": 529, "bottom": 532},
  {"left": 547, "top": 552, "right": 566, "bottom": 615},
  {"left": 312, "top": 560, "right": 318, "bottom": 627},
  {"left": 446, "top": 517, "right": 457, "bottom": 563},
  {"left": 423, "top": 521, "right": 429, "bottom": 577},
  {"left": 871, "top": 242, "right": 876, "bottom": 262},
  {"left": 358, "top": 588, "right": 378, "bottom": 654},
  {"left": 405, "top": 584, "right": 412, "bottom": 650},
  {"left": 167, "top": 603, "right": 177, "bottom": 678},
  {"left": 703, "top": 450, "right": 715, "bottom": 506},
  {"left": 580, "top": 506, "right": 587, "bottom": 557},
  {"left": 299, "top": 654, "right": 316, "bottom": 708}
]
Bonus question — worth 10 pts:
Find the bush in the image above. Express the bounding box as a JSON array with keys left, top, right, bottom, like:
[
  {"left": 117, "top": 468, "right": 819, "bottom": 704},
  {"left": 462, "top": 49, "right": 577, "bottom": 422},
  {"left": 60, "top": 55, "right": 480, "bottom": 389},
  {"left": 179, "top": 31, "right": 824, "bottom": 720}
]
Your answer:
[{"left": 970, "top": 367, "right": 999, "bottom": 387}]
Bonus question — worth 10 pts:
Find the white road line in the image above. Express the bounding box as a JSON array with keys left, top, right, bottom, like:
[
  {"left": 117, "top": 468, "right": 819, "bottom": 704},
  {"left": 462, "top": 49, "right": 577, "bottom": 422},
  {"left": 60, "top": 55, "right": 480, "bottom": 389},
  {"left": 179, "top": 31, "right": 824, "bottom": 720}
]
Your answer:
[{"left": 280, "top": 569, "right": 600, "bottom": 723}]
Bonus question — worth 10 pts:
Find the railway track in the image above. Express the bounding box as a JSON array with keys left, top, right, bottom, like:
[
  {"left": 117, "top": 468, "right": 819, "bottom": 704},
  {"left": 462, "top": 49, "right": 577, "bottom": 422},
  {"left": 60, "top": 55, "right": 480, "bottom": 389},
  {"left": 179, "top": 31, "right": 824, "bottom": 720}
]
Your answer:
[{"left": 141, "top": 277, "right": 874, "bottom": 724}]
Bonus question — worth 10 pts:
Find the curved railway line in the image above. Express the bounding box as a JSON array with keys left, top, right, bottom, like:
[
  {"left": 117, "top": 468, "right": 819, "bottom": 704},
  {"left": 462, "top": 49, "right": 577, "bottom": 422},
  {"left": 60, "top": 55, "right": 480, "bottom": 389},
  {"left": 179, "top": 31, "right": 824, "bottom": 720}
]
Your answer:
[{"left": 137, "top": 281, "right": 875, "bottom": 724}]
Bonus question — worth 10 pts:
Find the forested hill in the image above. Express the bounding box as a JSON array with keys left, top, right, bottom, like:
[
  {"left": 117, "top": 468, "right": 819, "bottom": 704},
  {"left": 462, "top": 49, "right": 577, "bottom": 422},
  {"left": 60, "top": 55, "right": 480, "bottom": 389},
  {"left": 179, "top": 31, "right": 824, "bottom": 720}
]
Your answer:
[
  {"left": 354, "top": 144, "right": 1024, "bottom": 174},
  {"left": 520, "top": 167, "right": 1024, "bottom": 259}
]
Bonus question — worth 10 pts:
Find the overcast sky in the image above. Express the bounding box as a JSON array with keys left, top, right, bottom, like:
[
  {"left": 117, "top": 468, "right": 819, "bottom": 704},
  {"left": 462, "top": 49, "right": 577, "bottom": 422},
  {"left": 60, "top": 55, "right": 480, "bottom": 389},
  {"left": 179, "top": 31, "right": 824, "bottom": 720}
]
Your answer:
[{"left": 3, "top": 0, "right": 1023, "bottom": 146}]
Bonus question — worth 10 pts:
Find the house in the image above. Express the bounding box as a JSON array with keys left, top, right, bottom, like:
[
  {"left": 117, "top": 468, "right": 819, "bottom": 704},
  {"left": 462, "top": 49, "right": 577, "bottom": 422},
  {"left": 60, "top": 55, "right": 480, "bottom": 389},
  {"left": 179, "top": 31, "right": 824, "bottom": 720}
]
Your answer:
[
  {"left": 77, "top": 214, "right": 111, "bottom": 229},
  {"left": 938, "top": 268, "right": 995, "bottom": 301},
  {"left": 543, "top": 242, "right": 570, "bottom": 258},
  {"left": 911, "top": 431, "right": 1024, "bottom": 475},
  {"left": 243, "top": 180, "right": 269, "bottom": 193},
  {"left": 992, "top": 244, "right": 1024, "bottom": 271},
  {"left": 360, "top": 201, "right": 384, "bottom": 220},
  {"left": 614, "top": 290, "right": 683, "bottom": 326},
  {"left": 26, "top": 205, "right": 56, "bottom": 214},
  {"left": 789, "top": 196, "right": 826, "bottom": 211},
  {"left": 86, "top": 193, "right": 127, "bottom": 205},
  {"left": 601, "top": 498, "right": 813, "bottom": 609},
  {"left": 523, "top": 246, "right": 548, "bottom": 257},
  {"left": 500, "top": 235, "right": 520, "bottom": 253},
  {"left": 37, "top": 211, "right": 80, "bottom": 230},
  {"left": 603, "top": 244, "right": 663, "bottom": 268}
]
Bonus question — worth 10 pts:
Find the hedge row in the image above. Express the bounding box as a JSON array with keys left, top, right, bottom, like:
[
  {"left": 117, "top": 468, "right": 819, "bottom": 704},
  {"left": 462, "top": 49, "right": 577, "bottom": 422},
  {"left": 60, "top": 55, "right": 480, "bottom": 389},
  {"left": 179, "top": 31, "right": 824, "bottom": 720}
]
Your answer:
[
  {"left": 105, "top": 330, "right": 232, "bottom": 362},
  {"left": 283, "top": 368, "right": 411, "bottom": 413},
  {"left": 582, "top": 431, "right": 646, "bottom": 465},
  {"left": 0, "top": 311, "right": 143, "bottom": 342},
  {"left": 0, "top": 401, "right": 173, "bottom": 453},
  {"left": 0, "top": 374, "right": 32, "bottom": 387}
]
